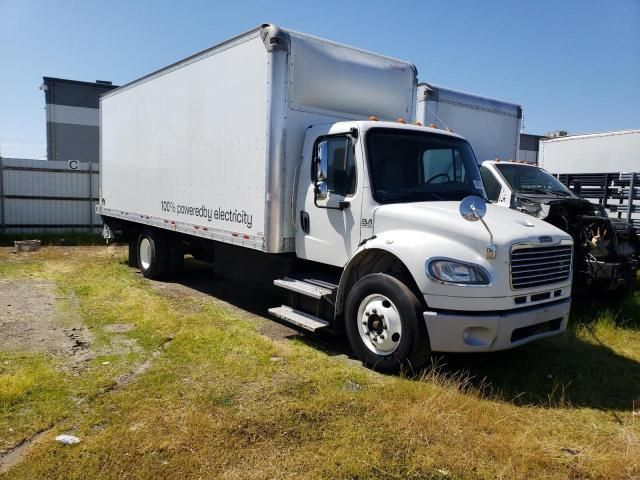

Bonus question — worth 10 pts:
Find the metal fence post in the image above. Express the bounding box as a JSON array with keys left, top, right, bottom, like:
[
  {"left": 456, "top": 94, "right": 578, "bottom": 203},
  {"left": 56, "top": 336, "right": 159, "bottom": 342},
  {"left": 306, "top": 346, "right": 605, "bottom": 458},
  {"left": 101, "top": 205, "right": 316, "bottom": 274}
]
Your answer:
[
  {"left": 628, "top": 172, "right": 636, "bottom": 224},
  {"left": 0, "top": 156, "right": 4, "bottom": 233},
  {"left": 603, "top": 173, "right": 609, "bottom": 209},
  {"left": 88, "top": 162, "right": 93, "bottom": 233}
]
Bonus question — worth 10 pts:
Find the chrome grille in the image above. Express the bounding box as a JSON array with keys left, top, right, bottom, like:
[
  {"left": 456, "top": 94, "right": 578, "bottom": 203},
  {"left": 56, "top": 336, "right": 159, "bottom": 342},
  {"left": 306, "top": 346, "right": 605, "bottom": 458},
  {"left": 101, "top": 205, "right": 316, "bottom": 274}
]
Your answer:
[{"left": 510, "top": 244, "right": 572, "bottom": 290}]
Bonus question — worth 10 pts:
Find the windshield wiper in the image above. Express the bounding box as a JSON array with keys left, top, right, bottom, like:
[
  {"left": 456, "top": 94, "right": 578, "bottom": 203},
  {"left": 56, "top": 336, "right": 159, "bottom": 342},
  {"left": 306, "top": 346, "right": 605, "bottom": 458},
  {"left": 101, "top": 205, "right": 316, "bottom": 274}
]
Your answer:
[
  {"left": 518, "top": 188, "right": 551, "bottom": 195},
  {"left": 548, "top": 189, "right": 572, "bottom": 196}
]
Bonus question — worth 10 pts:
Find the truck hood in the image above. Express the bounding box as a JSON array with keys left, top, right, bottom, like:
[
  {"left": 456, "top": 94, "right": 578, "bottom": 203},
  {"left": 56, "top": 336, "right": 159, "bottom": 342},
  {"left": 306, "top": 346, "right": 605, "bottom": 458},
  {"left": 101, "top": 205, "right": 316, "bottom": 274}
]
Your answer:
[
  {"left": 372, "top": 201, "right": 570, "bottom": 247},
  {"left": 511, "top": 194, "right": 603, "bottom": 220}
]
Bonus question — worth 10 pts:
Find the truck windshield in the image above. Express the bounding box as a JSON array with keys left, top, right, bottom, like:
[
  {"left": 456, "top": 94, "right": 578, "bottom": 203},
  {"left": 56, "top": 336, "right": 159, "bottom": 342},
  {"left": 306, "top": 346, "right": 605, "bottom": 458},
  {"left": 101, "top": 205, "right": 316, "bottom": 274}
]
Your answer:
[
  {"left": 366, "top": 128, "right": 485, "bottom": 203},
  {"left": 495, "top": 164, "right": 573, "bottom": 196}
]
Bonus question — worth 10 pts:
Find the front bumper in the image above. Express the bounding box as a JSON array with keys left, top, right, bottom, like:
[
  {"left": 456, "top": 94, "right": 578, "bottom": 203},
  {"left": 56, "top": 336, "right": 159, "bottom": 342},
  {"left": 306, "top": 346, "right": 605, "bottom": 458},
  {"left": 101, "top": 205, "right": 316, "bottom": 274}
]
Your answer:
[{"left": 423, "top": 298, "right": 571, "bottom": 352}]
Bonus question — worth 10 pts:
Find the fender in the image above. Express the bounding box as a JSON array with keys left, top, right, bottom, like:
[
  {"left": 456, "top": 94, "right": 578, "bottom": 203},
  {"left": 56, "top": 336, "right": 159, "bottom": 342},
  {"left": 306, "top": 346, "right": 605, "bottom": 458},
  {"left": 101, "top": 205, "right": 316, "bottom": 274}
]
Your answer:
[
  {"left": 336, "top": 229, "right": 488, "bottom": 317},
  {"left": 335, "top": 230, "right": 498, "bottom": 316}
]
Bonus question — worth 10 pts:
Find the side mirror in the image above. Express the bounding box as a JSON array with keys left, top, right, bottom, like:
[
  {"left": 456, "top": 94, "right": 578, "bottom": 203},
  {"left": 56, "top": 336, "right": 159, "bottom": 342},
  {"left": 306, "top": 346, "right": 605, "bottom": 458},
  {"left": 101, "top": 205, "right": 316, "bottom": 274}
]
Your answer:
[
  {"left": 459, "top": 195, "right": 487, "bottom": 222},
  {"left": 315, "top": 181, "right": 328, "bottom": 200},
  {"left": 460, "top": 195, "right": 496, "bottom": 259},
  {"left": 314, "top": 140, "right": 329, "bottom": 201},
  {"left": 315, "top": 140, "right": 328, "bottom": 182}
]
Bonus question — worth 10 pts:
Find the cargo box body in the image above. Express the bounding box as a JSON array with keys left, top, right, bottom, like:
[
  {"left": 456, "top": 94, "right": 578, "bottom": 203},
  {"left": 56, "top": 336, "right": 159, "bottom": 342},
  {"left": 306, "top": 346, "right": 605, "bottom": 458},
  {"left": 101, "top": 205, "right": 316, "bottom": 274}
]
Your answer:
[
  {"left": 99, "top": 25, "right": 417, "bottom": 253},
  {"left": 539, "top": 129, "right": 640, "bottom": 174},
  {"left": 415, "top": 83, "right": 522, "bottom": 162}
]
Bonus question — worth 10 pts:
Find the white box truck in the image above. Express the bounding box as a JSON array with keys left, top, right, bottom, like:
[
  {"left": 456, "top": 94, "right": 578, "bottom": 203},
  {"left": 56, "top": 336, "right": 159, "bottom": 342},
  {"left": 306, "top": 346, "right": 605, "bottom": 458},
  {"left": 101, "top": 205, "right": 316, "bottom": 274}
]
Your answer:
[
  {"left": 539, "top": 129, "right": 640, "bottom": 174},
  {"left": 98, "top": 24, "right": 573, "bottom": 372},
  {"left": 415, "top": 83, "right": 522, "bottom": 162}
]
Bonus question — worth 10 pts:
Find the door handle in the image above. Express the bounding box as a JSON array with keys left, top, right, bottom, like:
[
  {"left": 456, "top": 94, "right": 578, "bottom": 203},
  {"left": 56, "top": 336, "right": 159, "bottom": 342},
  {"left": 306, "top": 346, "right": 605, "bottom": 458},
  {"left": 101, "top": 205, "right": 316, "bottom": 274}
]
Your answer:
[{"left": 300, "top": 211, "right": 310, "bottom": 234}]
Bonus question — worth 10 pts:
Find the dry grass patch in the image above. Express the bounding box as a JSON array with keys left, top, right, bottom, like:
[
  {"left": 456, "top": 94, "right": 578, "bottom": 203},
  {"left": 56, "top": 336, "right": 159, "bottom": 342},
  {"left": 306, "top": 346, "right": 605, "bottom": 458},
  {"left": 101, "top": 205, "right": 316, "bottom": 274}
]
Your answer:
[{"left": 1, "top": 247, "right": 639, "bottom": 479}]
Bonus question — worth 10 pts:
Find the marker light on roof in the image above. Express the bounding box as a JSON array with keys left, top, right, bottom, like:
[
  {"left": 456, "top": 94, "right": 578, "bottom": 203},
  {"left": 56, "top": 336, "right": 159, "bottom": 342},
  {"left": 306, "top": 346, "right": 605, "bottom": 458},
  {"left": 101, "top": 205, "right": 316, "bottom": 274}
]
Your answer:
[
  {"left": 414, "top": 121, "right": 423, "bottom": 126},
  {"left": 429, "top": 123, "right": 438, "bottom": 129},
  {"left": 396, "top": 117, "right": 406, "bottom": 124},
  {"left": 368, "top": 115, "right": 379, "bottom": 121}
]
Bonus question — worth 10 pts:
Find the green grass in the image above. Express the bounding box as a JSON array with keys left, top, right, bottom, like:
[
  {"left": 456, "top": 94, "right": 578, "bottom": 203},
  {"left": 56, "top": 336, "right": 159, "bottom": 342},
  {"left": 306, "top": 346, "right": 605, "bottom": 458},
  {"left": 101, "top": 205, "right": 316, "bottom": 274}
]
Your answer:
[
  {"left": 0, "top": 352, "right": 70, "bottom": 446},
  {"left": 1, "top": 246, "right": 639, "bottom": 479},
  {"left": 0, "top": 232, "right": 104, "bottom": 247}
]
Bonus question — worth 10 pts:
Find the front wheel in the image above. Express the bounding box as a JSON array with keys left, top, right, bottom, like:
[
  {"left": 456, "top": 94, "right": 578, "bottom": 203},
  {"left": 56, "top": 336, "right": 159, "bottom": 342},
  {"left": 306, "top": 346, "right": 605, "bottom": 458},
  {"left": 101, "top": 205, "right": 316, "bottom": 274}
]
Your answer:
[{"left": 345, "top": 273, "right": 430, "bottom": 373}]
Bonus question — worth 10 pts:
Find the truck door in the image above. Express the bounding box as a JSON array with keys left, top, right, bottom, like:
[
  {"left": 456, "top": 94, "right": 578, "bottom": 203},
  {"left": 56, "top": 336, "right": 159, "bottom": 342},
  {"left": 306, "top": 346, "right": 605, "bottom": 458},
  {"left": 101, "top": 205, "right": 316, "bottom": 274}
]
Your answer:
[
  {"left": 480, "top": 164, "right": 511, "bottom": 205},
  {"left": 295, "top": 131, "right": 363, "bottom": 267}
]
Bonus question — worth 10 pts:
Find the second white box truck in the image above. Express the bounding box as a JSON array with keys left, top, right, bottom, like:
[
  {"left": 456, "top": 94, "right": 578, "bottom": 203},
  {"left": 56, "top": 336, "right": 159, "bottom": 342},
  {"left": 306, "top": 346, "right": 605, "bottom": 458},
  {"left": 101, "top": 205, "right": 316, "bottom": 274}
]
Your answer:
[
  {"left": 539, "top": 129, "right": 640, "bottom": 174},
  {"left": 99, "top": 24, "right": 573, "bottom": 372},
  {"left": 415, "top": 83, "right": 523, "bottom": 162}
]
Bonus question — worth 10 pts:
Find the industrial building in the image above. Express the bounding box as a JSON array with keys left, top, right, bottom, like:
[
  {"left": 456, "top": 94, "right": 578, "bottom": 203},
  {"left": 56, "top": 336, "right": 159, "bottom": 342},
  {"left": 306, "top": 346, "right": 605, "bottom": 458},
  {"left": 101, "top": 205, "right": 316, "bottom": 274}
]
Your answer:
[
  {"left": 41, "top": 77, "right": 118, "bottom": 163},
  {"left": 518, "top": 133, "right": 546, "bottom": 164}
]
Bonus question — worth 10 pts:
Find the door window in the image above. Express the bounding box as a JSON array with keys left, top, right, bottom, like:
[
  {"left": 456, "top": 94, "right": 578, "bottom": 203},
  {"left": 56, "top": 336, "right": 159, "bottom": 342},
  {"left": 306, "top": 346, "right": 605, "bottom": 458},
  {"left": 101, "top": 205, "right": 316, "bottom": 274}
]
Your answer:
[
  {"left": 314, "top": 136, "right": 356, "bottom": 196},
  {"left": 480, "top": 166, "right": 501, "bottom": 201}
]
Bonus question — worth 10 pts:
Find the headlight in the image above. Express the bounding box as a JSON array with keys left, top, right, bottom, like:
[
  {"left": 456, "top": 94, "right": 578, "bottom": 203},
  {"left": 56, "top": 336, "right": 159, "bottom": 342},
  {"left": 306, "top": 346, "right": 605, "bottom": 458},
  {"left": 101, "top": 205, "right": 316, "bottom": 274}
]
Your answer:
[
  {"left": 510, "top": 195, "right": 542, "bottom": 218},
  {"left": 427, "top": 259, "right": 491, "bottom": 285}
]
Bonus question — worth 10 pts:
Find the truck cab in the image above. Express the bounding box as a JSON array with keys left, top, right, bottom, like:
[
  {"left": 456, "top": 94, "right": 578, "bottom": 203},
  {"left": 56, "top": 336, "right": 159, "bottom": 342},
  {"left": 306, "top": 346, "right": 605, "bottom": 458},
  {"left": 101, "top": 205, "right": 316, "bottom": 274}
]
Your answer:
[{"left": 277, "top": 121, "right": 573, "bottom": 370}]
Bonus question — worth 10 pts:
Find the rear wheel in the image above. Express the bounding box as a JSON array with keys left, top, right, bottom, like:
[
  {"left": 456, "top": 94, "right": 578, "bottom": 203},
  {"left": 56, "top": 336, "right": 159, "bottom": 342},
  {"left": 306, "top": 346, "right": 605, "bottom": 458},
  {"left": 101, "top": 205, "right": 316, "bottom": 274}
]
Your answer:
[
  {"left": 345, "top": 273, "right": 430, "bottom": 373},
  {"left": 137, "top": 229, "right": 168, "bottom": 279},
  {"left": 168, "top": 240, "right": 184, "bottom": 275},
  {"left": 127, "top": 237, "right": 138, "bottom": 267}
]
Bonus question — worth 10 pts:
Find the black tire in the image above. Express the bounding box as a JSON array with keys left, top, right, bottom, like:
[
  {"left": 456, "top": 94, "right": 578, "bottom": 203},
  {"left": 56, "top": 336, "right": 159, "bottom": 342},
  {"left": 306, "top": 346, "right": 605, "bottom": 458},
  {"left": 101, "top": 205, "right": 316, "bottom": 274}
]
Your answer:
[
  {"left": 137, "top": 229, "right": 168, "bottom": 279},
  {"left": 168, "top": 239, "right": 184, "bottom": 275},
  {"left": 127, "top": 238, "right": 138, "bottom": 268},
  {"left": 345, "top": 273, "right": 430, "bottom": 373}
]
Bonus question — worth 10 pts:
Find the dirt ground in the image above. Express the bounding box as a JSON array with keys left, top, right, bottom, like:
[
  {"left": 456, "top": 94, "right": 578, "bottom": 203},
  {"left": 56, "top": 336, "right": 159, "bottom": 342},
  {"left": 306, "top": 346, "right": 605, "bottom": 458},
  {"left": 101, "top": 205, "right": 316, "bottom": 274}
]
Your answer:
[
  {"left": 0, "top": 271, "right": 143, "bottom": 371},
  {"left": 0, "top": 278, "right": 93, "bottom": 363}
]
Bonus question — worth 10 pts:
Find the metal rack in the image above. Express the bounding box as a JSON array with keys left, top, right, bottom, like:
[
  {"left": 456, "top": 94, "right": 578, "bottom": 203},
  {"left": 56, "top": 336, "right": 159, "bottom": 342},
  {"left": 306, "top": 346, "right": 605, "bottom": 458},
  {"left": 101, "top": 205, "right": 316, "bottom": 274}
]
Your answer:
[{"left": 557, "top": 172, "right": 640, "bottom": 229}]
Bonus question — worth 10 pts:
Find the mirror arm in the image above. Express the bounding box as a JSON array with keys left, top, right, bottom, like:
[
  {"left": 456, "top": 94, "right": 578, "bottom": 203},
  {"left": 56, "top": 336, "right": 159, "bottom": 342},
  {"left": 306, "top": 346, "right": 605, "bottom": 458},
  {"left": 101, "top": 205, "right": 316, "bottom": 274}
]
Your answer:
[
  {"left": 313, "top": 190, "right": 348, "bottom": 211},
  {"left": 478, "top": 216, "right": 493, "bottom": 245}
]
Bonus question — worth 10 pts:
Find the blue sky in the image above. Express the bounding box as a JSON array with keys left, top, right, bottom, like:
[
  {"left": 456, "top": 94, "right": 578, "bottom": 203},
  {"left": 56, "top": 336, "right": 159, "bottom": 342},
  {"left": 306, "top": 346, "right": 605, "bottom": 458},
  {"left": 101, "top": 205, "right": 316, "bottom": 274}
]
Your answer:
[{"left": 1, "top": 0, "right": 638, "bottom": 157}]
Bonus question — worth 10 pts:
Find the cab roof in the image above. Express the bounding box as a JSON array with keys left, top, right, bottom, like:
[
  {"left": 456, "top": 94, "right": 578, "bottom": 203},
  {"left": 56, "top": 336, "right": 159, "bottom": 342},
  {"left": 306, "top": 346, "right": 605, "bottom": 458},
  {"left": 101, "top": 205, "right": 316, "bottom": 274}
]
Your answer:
[{"left": 351, "top": 120, "right": 466, "bottom": 140}]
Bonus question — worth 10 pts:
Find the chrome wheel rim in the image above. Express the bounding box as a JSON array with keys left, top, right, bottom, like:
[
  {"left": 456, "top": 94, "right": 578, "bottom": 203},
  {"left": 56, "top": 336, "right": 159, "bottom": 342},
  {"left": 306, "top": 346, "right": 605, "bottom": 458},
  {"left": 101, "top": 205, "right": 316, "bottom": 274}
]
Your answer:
[
  {"left": 139, "top": 238, "right": 152, "bottom": 270},
  {"left": 357, "top": 294, "right": 402, "bottom": 355}
]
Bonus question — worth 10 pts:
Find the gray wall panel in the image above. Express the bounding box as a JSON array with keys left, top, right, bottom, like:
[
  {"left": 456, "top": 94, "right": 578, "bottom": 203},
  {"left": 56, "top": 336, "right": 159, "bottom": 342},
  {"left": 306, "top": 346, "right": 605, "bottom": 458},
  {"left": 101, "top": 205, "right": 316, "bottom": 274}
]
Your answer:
[
  {"left": 47, "top": 123, "right": 100, "bottom": 163},
  {"left": 44, "top": 77, "right": 117, "bottom": 109},
  {"left": 43, "top": 78, "right": 118, "bottom": 163},
  {"left": 1, "top": 157, "right": 101, "bottom": 232}
]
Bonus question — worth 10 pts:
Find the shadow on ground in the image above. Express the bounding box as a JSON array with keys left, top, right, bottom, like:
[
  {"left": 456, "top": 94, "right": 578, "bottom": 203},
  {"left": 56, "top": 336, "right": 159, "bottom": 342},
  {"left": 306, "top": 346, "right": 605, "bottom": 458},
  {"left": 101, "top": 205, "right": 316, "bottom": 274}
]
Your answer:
[{"left": 147, "top": 258, "right": 640, "bottom": 411}]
